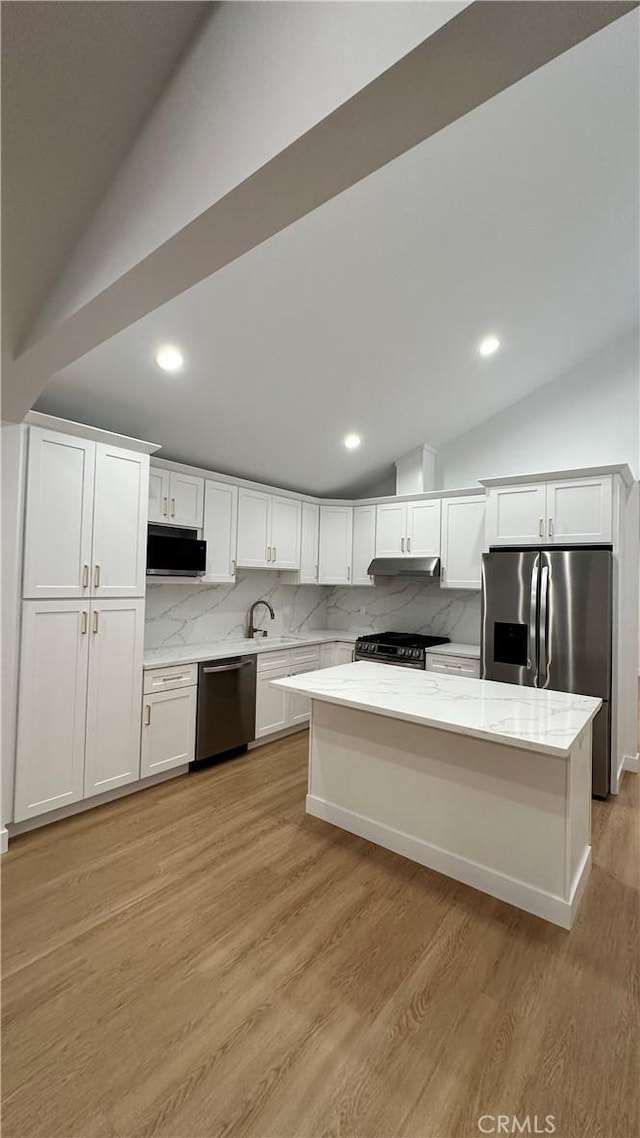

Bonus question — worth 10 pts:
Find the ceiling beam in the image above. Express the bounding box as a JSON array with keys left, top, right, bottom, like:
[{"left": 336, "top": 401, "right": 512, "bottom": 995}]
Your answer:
[{"left": 3, "top": 0, "right": 636, "bottom": 422}]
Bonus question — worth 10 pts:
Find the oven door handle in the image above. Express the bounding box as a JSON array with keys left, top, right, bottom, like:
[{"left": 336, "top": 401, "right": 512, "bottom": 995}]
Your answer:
[{"left": 202, "top": 661, "right": 252, "bottom": 673}]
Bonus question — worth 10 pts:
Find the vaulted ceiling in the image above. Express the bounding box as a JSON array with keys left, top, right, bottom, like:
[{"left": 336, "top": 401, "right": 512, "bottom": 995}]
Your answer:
[{"left": 3, "top": 3, "right": 638, "bottom": 495}]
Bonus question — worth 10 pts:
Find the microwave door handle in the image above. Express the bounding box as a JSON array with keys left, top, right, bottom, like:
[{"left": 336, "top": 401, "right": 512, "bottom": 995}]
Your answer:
[
  {"left": 539, "top": 562, "right": 550, "bottom": 688},
  {"left": 529, "top": 556, "right": 539, "bottom": 686}
]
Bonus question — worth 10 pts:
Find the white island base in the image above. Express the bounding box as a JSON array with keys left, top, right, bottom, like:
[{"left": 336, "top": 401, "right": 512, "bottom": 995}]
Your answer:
[{"left": 273, "top": 663, "right": 601, "bottom": 929}]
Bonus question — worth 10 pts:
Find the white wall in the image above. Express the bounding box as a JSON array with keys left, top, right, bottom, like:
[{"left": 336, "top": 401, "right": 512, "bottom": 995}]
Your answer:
[
  {"left": 436, "top": 330, "right": 639, "bottom": 488},
  {"left": 1, "top": 425, "right": 27, "bottom": 837}
]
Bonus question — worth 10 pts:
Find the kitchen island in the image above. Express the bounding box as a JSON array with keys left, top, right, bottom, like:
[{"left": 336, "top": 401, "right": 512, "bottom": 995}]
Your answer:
[{"left": 271, "top": 662, "right": 601, "bottom": 928}]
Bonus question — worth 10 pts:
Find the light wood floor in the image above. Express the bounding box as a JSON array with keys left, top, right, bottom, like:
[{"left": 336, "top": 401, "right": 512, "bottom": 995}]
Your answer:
[{"left": 2, "top": 732, "right": 639, "bottom": 1138}]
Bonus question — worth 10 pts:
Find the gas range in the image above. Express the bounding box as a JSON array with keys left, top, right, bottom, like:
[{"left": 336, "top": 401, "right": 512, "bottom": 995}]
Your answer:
[{"left": 354, "top": 631, "right": 450, "bottom": 669}]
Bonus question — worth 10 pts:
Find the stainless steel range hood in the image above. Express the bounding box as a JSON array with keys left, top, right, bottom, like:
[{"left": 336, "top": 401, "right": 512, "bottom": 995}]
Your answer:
[{"left": 367, "top": 557, "right": 441, "bottom": 578}]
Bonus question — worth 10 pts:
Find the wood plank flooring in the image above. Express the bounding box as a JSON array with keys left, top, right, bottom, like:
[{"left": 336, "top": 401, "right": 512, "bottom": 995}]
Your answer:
[{"left": 2, "top": 731, "right": 639, "bottom": 1138}]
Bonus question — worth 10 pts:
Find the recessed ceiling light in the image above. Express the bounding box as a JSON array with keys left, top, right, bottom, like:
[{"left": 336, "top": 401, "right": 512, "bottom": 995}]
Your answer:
[
  {"left": 344, "top": 433, "right": 361, "bottom": 450},
  {"left": 478, "top": 335, "right": 501, "bottom": 357},
  {"left": 155, "top": 345, "right": 184, "bottom": 372}
]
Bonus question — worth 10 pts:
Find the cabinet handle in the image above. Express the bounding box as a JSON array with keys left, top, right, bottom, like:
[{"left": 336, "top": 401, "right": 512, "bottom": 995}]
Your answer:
[
  {"left": 267, "top": 546, "right": 271, "bottom": 562},
  {"left": 163, "top": 497, "right": 168, "bottom": 516},
  {"left": 539, "top": 518, "right": 544, "bottom": 539},
  {"left": 231, "top": 560, "right": 236, "bottom": 575},
  {"left": 93, "top": 610, "right": 99, "bottom": 634},
  {"left": 548, "top": 517, "right": 554, "bottom": 538},
  {"left": 94, "top": 564, "right": 100, "bottom": 588},
  {"left": 441, "top": 567, "right": 446, "bottom": 583},
  {"left": 171, "top": 498, "right": 176, "bottom": 517},
  {"left": 145, "top": 705, "right": 151, "bottom": 726},
  {"left": 400, "top": 537, "right": 405, "bottom": 553},
  {"left": 407, "top": 537, "right": 411, "bottom": 553},
  {"left": 347, "top": 565, "right": 351, "bottom": 581},
  {"left": 82, "top": 564, "right": 89, "bottom": 589},
  {"left": 273, "top": 547, "right": 277, "bottom": 562},
  {"left": 81, "top": 611, "right": 88, "bottom": 635}
]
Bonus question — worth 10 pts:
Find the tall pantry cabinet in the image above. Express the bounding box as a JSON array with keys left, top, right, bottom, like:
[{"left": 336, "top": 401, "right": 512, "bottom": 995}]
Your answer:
[{"left": 14, "top": 427, "right": 149, "bottom": 823}]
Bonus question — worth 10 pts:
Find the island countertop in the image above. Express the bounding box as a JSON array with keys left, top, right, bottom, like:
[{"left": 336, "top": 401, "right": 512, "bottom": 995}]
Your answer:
[{"left": 271, "top": 661, "right": 601, "bottom": 758}]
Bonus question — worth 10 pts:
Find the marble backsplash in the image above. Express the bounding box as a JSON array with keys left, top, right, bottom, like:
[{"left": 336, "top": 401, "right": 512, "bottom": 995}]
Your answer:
[
  {"left": 144, "top": 573, "right": 482, "bottom": 649},
  {"left": 144, "top": 571, "right": 329, "bottom": 648},
  {"left": 324, "top": 579, "right": 482, "bottom": 644}
]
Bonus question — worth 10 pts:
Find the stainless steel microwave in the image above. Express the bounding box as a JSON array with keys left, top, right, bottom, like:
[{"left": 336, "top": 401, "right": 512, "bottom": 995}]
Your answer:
[{"left": 146, "top": 524, "right": 206, "bottom": 577}]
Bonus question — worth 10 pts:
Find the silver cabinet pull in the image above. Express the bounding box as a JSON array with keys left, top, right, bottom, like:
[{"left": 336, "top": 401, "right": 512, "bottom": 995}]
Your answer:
[
  {"left": 163, "top": 497, "right": 168, "bottom": 516},
  {"left": 347, "top": 565, "right": 351, "bottom": 581},
  {"left": 539, "top": 518, "right": 544, "bottom": 539},
  {"left": 82, "top": 564, "right": 89, "bottom": 589},
  {"left": 407, "top": 537, "right": 411, "bottom": 553},
  {"left": 145, "top": 705, "right": 151, "bottom": 726},
  {"left": 441, "top": 566, "right": 446, "bottom": 583},
  {"left": 202, "top": 661, "right": 252, "bottom": 673},
  {"left": 94, "top": 564, "right": 101, "bottom": 588},
  {"left": 272, "top": 547, "right": 276, "bottom": 562},
  {"left": 93, "top": 610, "right": 99, "bottom": 634},
  {"left": 81, "top": 611, "right": 88, "bottom": 635},
  {"left": 400, "top": 537, "right": 405, "bottom": 553},
  {"left": 548, "top": 517, "right": 554, "bottom": 538},
  {"left": 231, "top": 560, "right": 236, "bottom": 575},
  {"left": 267, "top": 547, "right": 272, "bottom": 563},
  {"left": 171, "top": 498, "right": 176, "bottom": 517},
  {"left": 160, "top": 674, "right": 189, "bottom": 683}
]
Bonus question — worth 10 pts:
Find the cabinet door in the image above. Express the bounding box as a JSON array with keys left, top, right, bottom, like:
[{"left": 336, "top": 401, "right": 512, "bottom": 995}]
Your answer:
[
  {"left": 547, "top": 476, "right": 613, "bottom": 544},
  {"left": 319, "top": 643, "right": 337, "bottom": 669},
  {"left": 333, "top": 643, "right": 355, "bottom": 666},
  {"left": 375, "top": 503, "right": 406, "bottom": 556},
  {"left": 299, "top": 503, "right": 320, "bottom": 584},
  {"left": 236, "top": 489, "right": 270, "bottom": 567},
  {"left": 168, "top": 472, "right": 204, "bottom": 528},
  {"left": 23, "top": 428, "right": 95, "bottom": 599},
  {"left": 140, "top": 686, "right": 196, "bottom": 777},
  {"left": 84, "top": 599, "right": 144, "bottom": 797},
  {"left": 440, "top": 496, "right": 486, "bottom": 590},
  {"left": 318, "top": 506, "right": 354, "bottom": 584},
  {"left": 91, "top": 445, "right": 148, "bottom": 598},
  {"left": 14, "top": 601, "right": 89, "bottom": 822},
  {"left": 270, "top": 496, "right": 302, "bottom": 569},
  {"left": 255, "top": 666, "right": 289, "bottom": 737},
  {"left": 485, "top": 484, "right": 547, "bottom": 546},
  {"left": 203, "top": 480, "right": 238, "bottom": 581},
  {"left": 406, "top": 500, "right": 441, "bottom": 557},
  {"left": 352, "top": 505, "right": 376, "bottom": 585},
  {"left": 148, "top": 467, "right": 170, "bottom": 523},
  {"left": 287, "top": 663, "right": 318, "bottom": 725}
]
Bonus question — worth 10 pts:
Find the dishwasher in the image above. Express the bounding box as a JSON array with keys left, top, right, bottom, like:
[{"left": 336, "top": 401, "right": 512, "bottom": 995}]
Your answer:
[{"left": 194, "top": 655, "right": 257, "bottom": 765}]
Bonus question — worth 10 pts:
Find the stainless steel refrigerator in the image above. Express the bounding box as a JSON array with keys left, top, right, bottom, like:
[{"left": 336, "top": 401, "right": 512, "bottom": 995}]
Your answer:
[{"left": 481, "top": 548, "right": 613, "bottom": 797}]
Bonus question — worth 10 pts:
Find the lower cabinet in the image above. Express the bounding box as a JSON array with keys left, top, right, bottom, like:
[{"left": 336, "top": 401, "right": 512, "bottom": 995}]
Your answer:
[
  {"left": 140, "top": 686, "right": 197, "bottom": 777},
  {"left": 255, "top": 646, "right": 323, "bottom": 738},
  {"left": 319, "top": 642, "right": 355, "bottom": 668},
  {"left": 14, "top": 598, "right": 145, "bottom": 822},
  {"left": 256, "top": 665, "right": 290, "bottom": 737}
]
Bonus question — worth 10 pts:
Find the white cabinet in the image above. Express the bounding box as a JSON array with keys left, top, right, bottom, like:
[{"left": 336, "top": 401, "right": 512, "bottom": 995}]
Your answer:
[
  {"left": 425, "top": 651, "right": 480, "bottom": 679},
  {"left": 148, "top": 468, "right": 204, "bottom": 528},
  {"left": 14, "top": 601, "right": 89, "bottom": 821},
  {"left": 83, "top": 600, "right": 145, "bottom": 798},
  {"left": 140, "top": 686, "right": 196, "bottom": 777},
  {"left": 256, "top": 664, "right": 289, "bottom": 737},
  {"left": 203, "top": 480, "right": 238, "bottom": 582},
  {"left": 318, "top": 506, "right": 353, "bottom": 584},
  {"left": 546, "top": 476, "right": 613, "bottom": 544},
  {"left": 299, "top": 503, "right": 320, "bottom": 584},
  {"left": 14, "top": 598, "right": 145, "bottom": 821},
  {"left": 486, "top": 476, "right": 613, "bottom": 546},
  {"left": 319, "top": 642, "right": 354, "bottom": 668},
  {"left": 374, "top": 499, "right": 441, "bottom": 558},
  {"left": 440, "top": 496, "right": 486, "bottom": 590},
  {"left": 255, "top": 645, "right": 322, "bottom": 737},
  {"left": 23, "top": 428, "right": 148, "bottom": 599},
  {"left": 236, "top": 490, "right": 301, "bottom": 570},
  {"left": 287, "top": 663, "right": 317, "bottom": 725},
  {"left": 352, "top": 506, "right": 376, "bottom": 586}
]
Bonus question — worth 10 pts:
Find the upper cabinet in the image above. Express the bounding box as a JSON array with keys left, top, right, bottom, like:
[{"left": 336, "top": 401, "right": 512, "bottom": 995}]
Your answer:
[
  {"left": 486, "top": 476, "right": 613, "bottom": 547},
  {"left": 351, "top": 505, "right": 376, "bottom": 586},
  {"left": 299, "top": 502, "right": 320, "bottom": 584},
  {"left": 23, "top": 427, "right": 148, "bottom": 600},
  {"left": 202, "top": 480, "right": 238, "bottom": 582},
  {"left": 374, "top": 499, "right": 441, "bottom": 558},
  {"left": 236, "top": 489, "right": 301, "bottom": 570},
  {"left": 440, "top": 496, "right": 485, "bottom": 590},
  {"left": 148, "top": 467, "right": 204, "bottom": 528},
  {"left": 318, "top": 505, "right": 353, "bottom": 584}
]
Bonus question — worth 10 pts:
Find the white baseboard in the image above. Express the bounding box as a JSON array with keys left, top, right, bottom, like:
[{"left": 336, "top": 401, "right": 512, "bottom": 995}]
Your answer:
[
  {"left": 306, "top": 794, "right": 589, "bottom": 930},
  {"left": 623, "top": 752, "right": 639, "bottom": 773},
  {"left": 248, "top": 723, "right": 308, "bottom": 749},
  {"left": 0, "top": 827, "right": 8, "bottom": 854}
]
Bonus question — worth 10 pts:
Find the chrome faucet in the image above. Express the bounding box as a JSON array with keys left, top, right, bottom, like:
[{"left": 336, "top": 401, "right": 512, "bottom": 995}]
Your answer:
[{"left": 247, "top": 598, "right": 275, "bottom": 638}]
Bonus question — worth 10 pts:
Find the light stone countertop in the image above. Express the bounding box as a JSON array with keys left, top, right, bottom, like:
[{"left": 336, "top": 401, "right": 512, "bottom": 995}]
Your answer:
[
  {"left": 424, "top": 642, "right": 480, "bottom": 659},
  {"left": 143, "top": 629, "right": 357, "bottom": 670},
  {"left": 271, "top": 661, "right": 601, "bottom": 757}
]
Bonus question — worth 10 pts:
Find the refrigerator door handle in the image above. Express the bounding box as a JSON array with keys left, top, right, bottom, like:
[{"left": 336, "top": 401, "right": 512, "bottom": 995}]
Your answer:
[
  {"left": 539, "top": 563, "right": 550, "bottom": 687},
  {"left": 529, "top": 556, "right": 539, "bottom": 685}
]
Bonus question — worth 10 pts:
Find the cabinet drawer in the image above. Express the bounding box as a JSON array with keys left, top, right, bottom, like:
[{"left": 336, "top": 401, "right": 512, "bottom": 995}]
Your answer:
[
  {"left": 143, "top": 663, "right": 198, "bottom": 694},
  {"left": 290, "top": 645, "right": 321, "bottom": 667},
  {"left": 257, "top": 649, "right": 291, "bottom": 673},
  {"left": 425, "top": 654, "right": 480, "bottom": 678}
]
